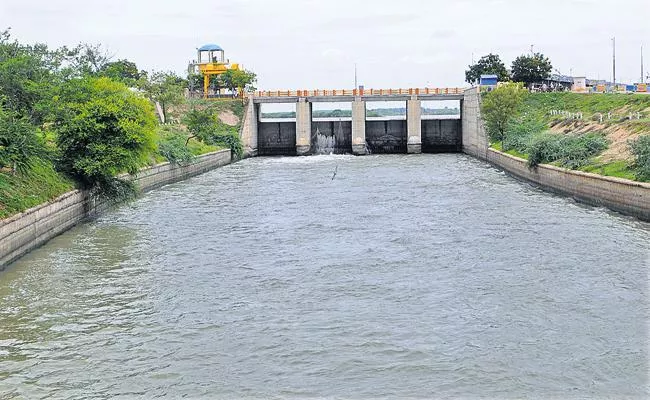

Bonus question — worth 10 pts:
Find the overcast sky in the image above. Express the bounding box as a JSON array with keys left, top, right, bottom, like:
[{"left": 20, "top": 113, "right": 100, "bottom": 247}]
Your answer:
[{"left": 2, "top": 0, "right": 649, "bottom": 88}]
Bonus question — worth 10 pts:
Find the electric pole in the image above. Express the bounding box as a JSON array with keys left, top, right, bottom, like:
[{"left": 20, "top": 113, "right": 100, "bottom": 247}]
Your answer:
[
  {"left": 354, "top": 63, "right": 358, "bottom": 89},
  {"left": 642, "top": 45, "right": 645, "bottom": 83},
  {"left": 612, "top": 37, "right": 616, "bottom": 86}
]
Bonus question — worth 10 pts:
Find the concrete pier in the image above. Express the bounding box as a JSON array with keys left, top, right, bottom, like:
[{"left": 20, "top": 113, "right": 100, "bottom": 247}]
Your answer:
[
  {"left": 296, "top": 99, "right": 312, "bottom": 156},
  {"left": 351, "top": 98, "right": 367, "bottom": 155},
  {"left": 406, "top": 97, "right": 422, "bottom": 154}
]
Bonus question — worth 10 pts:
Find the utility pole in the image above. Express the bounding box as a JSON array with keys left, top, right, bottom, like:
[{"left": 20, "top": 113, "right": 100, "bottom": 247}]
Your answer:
[
  {"left": 612, "top": 37, "right": 616, "bottom": 86},
  {"left": 642, "top": 45, "right": 645, "bottom": 83},
  {"left": 530, "top": 44, "right": 534, "bottom": 54}
]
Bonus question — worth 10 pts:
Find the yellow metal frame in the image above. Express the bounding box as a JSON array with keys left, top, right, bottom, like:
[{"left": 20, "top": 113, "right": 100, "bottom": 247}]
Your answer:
[{"left": 199, "top": 62, "right": 240, "bottom": 98}]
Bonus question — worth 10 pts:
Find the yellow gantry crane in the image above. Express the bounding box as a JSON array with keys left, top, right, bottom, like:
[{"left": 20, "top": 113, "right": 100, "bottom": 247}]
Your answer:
[{"left": 188, "top": 44, "right": 240, "bottom": 98}]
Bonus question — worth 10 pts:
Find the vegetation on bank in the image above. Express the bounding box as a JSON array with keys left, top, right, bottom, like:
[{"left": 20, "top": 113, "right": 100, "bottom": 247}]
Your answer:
[
  {"left": 0, "top": 29, "right": 248, "bottom": 219},
  {"left": 481, "top": 84, "right": 650, "bottom": 181}
]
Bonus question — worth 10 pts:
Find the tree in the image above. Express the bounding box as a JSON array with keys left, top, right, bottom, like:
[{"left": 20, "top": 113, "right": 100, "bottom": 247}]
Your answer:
[
  {"left": 220, "top": 69, "right": 257, "bottom": 95},
  {"left": 139, "top": 71, "right": 185, "bottom": 122},
  {"left": 0, "top": 30, "right": 56, "bottom": 124},
  {"left": 183, "top": 108, "right": 243, "bottom": 158},
  {"left": 54, "top": 77, "right": 156, "bottom": 197},
  {"left": 465, "top": 54, "right": 510, "bottom": 85},
  {"left": 100, "top": 59, "right": 143, "bottom": 86},
  {"left": 0, "top": 102, "right": 47, "bottom": 175},
  {"left": 68, "top": 43, "right": 111, "bottom": 77},
  {"left": 511, "top": 53, "right": 552, "bottom": 86},
  {"left": 480, "top": 83, "right": 528, "bottom": 149}
]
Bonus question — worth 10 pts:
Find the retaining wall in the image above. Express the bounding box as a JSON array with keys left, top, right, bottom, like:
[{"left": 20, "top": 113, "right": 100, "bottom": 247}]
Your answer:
[
  {"left": 0, "top": 150, "right": 232, "bottom": 269},
  {"left": 461, "top": 87, "right": 650, "bottom": 221},
  {"left": 486, "top": 149, "right": 650, "bottom": 221}
]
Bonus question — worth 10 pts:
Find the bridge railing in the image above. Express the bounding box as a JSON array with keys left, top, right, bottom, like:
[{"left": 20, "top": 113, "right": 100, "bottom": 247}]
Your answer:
[{"left": 253, "top": 88, "right": 466, "bottom": 97}]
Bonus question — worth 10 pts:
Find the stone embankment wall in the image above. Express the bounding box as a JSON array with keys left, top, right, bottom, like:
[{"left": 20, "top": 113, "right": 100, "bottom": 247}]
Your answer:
[
  {"left": 0, "top": 150, "right": 232, "bottom": 269},
  {"left": 487, "top": 149, "right": 650, "bottom": 220},
  {"left": 461, "top": 88, "right": 650, "bottom": 221}
]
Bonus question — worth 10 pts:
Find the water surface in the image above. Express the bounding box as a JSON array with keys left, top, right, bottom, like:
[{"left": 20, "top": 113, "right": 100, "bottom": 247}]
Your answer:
[{"left": 1, "top": 154, "right": 648, "bottom": 399}]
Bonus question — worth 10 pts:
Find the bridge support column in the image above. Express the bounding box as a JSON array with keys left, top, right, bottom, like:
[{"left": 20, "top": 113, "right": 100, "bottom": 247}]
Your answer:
[
  {"left": 296, "top": 99, "right": 312, "bottom": 156},
  {"left": 241, "top": 97, "right": 258, "bottom": 157},
  {"left": 352, "top": 98, "right": 367, "bottom": 155},
  {"left": 407, "top": 97, "right": 422, "bottom": 154}
]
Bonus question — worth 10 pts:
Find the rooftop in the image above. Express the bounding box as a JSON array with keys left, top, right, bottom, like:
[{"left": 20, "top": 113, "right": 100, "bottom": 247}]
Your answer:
[{"left": 198, "top": 44, "right": 223, "bottom": 52}]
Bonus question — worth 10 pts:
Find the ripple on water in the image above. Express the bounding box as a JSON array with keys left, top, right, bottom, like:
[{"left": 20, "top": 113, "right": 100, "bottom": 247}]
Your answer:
[{"left": 0, "top": 154, "right": 649, "bottom": 399}]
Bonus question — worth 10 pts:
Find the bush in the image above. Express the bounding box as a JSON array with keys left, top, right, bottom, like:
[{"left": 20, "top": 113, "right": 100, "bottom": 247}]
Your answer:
[
  {"left": 630, "top": 135, "right": 650, "bottom": 181},
  {"left": 503, "top": 114, "right": 546, "bottom": 152},
  {"left": 55, "top": 77, "right": 156, "bottom": 199},
  {"left": 158, "top": 132, "right": 195, "bottom": 166},
  {"left": 527, "top": 132, "right": 608, "bottom": 169},
  {"left": 183, "top": 108, "right": 243, "bottom": 159},
  {"left": 0, "top": 105, "right": 48, "bottom": 174}
]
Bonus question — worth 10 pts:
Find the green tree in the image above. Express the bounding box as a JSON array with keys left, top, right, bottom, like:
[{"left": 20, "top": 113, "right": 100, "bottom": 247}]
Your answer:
[
  {"left": 465, "top": 54, "right": 510, "bottom": 85},
  {"left": 0, "top": 30, "right": 56, "bottom": 124},
  {"left": 100, "top": 59, "right": 143, "bottom": 86},
  {"left": 183, "top": 108, "right": 243, "bottom": 158},
  {"left": 54, "top": 77, "right": 156, "bottom": 198},
  {"left": 0, "top": 102, "right": 47, "bottom": 175},
  {"left": 480, "top": 82, "right": 528, "bottom": 149},
  {"left": 68, "top": 43, "right": 111, "bottom": 77},
  {"left": 511, "top": 53, "right": 553, "bottom": 86},
  {"left": 220, "top": 69, "right": 257, "bottom": 95},
  {"left": 139, "top": 71, "right": 185, "bottom": 122}
]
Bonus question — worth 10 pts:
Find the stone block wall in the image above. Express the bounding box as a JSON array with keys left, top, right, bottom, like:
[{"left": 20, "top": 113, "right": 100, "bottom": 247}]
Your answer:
[
  {"left": 486, "top": 149, "right": 650, "bottom": 221},
  {"left": 0, "top": 150, "right": 232, "bottom": 269}
]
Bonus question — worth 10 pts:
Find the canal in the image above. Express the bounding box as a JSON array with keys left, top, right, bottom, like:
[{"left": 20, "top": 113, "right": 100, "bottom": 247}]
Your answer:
[{"left": 1, "top": 154, "right": 648, "bottom": 398}]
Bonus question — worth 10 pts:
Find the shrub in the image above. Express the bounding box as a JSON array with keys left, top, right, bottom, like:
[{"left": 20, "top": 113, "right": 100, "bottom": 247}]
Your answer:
[
  {"left": 0, "top": 103, "right": 48, "bottom": 175},
  {"left": 630, "top": 135, "right": 650, "bottom": 181},
  {"left": 527, "top": 132, "right": 608, "bottom": 169},
  {"left": 54, "top": 77, "right": 156, "bottom": 199},
  {"left": 183, "top": 108, "right": 243, "bottom": 159},
  {"left": 503, "top": 114, "right": 546, "bottom": 152},
  {"left": 158, "top": 132, "right": 195, "bottom": 166}
]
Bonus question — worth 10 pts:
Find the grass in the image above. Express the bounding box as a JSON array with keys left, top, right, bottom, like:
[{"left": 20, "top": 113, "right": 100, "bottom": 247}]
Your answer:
[
  {"left": 1, "top": 98, "right": 246, "bottom": 221},
  {"left": 485, "top": 92, "right": 650, "bottom": 181},
  {"left": 0, "top": 160, "right": 75, "bottom": 219},
  {"left": 579, "top": 160, "right": 637, "bottom": 180},
  {"left": 523, "top": 92, "right": 650, "bottom": 119},
  {"left": 491, "top": 142, "right": 529, "bottom": 160}
]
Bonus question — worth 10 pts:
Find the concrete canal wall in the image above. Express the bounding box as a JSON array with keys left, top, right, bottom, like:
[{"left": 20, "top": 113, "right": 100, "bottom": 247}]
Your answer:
[
  {"left": 0, "top": 150, "right": 232, "bottom": 269},
  {"left": 461, "top": 88, "right": 650, "bottom": 221}
]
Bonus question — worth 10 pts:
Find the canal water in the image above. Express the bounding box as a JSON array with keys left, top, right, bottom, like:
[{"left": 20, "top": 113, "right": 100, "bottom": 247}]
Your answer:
[{"left": 1, "top": 154, "right": 648, "bottom": 399}]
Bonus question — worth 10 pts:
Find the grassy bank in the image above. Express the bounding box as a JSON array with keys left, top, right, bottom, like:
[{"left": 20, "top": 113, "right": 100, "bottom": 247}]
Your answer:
[
  {"left": 1, "top": 99, "right": 244, "bottom": 220},
  {"left": 0, "top": 161, "right": 74, "bottom": 219},
  {"left": 484, "top": 90, "right": 650, "bottom": 181}
]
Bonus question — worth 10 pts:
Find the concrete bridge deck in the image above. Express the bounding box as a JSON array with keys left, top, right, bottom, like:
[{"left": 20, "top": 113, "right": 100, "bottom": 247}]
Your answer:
[{"left": 252, "top": 88, "right": 465, "bottom": 103}]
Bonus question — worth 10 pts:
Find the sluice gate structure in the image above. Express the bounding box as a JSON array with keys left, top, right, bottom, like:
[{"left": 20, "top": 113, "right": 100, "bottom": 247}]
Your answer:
[{"left": 240, "top": 88, "right": 467, "bottom": 156}]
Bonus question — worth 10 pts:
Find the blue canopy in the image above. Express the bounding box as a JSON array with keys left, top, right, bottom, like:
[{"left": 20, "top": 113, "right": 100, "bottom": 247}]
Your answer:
[{"left": 198, "top": 44, "right": 223, "bottom": 51}]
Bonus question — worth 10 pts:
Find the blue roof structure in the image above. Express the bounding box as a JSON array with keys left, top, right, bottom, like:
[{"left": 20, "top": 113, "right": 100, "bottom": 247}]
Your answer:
[{"left": 198, "top": 44, "right": 223, "bottom": 51}]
